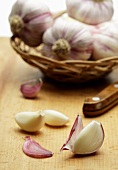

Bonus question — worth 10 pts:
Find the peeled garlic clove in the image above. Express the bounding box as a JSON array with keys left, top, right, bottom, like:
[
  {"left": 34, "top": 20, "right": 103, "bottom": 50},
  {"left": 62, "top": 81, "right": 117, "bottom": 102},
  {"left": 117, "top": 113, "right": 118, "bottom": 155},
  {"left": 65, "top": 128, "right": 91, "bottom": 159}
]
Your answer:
[
  {"left": 20, "top": 78, "right": 43, "bottom": 99},
  {"left": 44, "top": 110, "right": 69, "bottom": 126},
  {"left": 73, "top": 121, "right": 104, "bottom": 154},
  {"left": 15, "top": 110, "right": 45, "bottom": 132},
  {"left": 61, "top": 115, "right": 104, "bottom": 155},
  {"left": 66, "top": 0, "right": 114, "bottom": 25},
  {"left": 23, "top": 136, "right": 53, "bottom": 158}
]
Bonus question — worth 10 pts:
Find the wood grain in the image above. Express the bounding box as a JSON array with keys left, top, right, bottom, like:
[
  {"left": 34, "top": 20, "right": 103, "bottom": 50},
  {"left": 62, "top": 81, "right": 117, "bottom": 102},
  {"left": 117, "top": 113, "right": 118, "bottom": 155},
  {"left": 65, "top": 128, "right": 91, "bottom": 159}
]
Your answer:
[
  {"left": 83, "top": 82, "right": 118, "bottom": 117},
  {"left": 0, "top": 37, "right": 118, "bottom": 170}
]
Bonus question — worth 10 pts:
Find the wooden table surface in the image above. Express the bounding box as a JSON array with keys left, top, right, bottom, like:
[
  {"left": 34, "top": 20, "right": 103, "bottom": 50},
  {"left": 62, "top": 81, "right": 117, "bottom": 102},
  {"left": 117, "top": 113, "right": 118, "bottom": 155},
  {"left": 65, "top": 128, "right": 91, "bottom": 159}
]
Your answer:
[{"left": 0, "top": 37, "right": 118, "bottom": 170}]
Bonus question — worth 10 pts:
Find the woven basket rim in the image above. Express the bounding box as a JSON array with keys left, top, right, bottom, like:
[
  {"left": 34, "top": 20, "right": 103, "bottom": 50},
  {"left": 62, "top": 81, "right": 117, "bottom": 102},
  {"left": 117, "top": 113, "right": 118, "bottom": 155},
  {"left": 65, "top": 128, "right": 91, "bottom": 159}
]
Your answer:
[
  {"left": 10, "top": 36, "right": 118, "bottom": 83},
  {"left": 10, "top": 35, "right": 118, "bottom": 64}
]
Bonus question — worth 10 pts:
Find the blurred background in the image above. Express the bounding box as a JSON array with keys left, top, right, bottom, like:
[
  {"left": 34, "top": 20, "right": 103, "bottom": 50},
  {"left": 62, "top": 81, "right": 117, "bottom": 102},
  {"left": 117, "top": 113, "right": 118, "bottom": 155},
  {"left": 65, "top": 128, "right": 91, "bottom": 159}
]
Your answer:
[{"left": 0, "top": 0, "right": 117, "bottom": 37}]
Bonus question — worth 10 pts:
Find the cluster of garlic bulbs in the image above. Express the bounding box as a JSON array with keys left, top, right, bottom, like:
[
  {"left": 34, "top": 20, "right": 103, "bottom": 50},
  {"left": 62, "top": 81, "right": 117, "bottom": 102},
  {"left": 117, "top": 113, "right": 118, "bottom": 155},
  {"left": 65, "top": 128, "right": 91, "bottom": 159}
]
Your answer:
[
  {"left": 65, "top": 0, "right": 118, "bottom": 60},
  {"left": 9, "top": 0, "right": 118, "bottom": 60}
]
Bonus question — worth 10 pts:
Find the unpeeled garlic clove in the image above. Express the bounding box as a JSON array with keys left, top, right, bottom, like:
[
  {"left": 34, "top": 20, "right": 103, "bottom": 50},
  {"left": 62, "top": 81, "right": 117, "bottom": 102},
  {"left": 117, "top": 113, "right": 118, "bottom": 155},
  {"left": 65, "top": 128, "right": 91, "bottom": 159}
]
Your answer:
[
  {"left": 20, "top": 78, "right": 43, "bottom": 99},
  {"left": 61, "top": 115, "right": 104, "bottom": 155},
  {"left": 15, "top": 110, "right": 45, "bottom": 132},
  {"left": 23, "top": 136, "right": 53, "bottom": 158},
  {"left": 43, "top": 110, "right": 69, "bottom": 126}
]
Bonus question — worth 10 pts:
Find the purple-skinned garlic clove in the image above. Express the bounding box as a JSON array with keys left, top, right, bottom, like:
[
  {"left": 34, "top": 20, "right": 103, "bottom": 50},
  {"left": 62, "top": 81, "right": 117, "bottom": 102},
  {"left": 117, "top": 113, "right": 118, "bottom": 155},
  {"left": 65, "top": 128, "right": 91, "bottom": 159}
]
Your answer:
[
  {"left": 20, "top": 78, "right": 43, "bottom": 99},
  {"left": 22, "top": 136, "right": 53, "bottom": 158},
  {"left": 61, "top": 115, "right": 105, "bottom": 155}
]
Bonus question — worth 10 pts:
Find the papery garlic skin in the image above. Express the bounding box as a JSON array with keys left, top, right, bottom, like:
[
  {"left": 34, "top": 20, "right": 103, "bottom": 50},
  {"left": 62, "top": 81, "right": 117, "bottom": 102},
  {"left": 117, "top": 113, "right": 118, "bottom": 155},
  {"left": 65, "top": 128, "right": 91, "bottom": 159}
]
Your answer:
[
  {"left": 23, "top": 136, "right": 53, "bottom": 158},
  {"left": 15, "top": 111, "right": 45, "bottom": 132},
  {"left": 66, "top": 0, "right": 114, "bottom": 25},
  {"left": 9, "top": 0, "right": 53, "bottom": 47},
  {"left": 92, "top": 20, "right": 118, "bottom": 60},
  {"left": 20, "top": 78, "right": 43, "bottom": 99},
  {"left": 61, "top": 13, "right": 96, "bottom": 33},
  {"left": 42, "top": 17, "right": 93, "bottom": 60},
  {"left": 44, "top": 110, "right": 69, "bottom": 126},
  {"left": 61, "top": 115, "right": 104, "bottom": 155}
]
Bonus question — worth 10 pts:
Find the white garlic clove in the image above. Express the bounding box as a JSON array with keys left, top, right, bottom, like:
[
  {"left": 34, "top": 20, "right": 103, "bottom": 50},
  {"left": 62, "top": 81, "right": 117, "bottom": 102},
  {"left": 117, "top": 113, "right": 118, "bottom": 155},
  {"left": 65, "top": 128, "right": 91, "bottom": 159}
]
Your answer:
[
  {"left": 43, "top": 110, "right": 69, "bottom": 126},
  {"left": 15, "top": 110, "right": 45, "bottom": 132},
  {"left": 73, "top": 120, "right": 104, "bottom": 154},
  {"left": 61, "top": 115, "right": 104, "bottom": 155},
  {"left": 23, "top": 136, "right": 53, "bottom": 158}
]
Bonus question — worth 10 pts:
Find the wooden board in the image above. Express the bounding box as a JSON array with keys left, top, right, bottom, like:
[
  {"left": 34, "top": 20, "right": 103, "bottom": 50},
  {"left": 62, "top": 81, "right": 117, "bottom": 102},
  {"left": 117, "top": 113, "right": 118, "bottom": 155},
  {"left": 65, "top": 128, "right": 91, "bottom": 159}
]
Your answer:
[{"left": 0, "top": 37, "right": 118, "bottom": 170}]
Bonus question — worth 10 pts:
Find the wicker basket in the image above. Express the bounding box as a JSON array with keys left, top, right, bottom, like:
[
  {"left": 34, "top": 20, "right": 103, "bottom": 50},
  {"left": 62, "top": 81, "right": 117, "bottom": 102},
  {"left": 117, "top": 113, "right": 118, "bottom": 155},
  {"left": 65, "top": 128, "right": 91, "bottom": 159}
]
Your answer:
[{"left": 10, "top": 36, "right": 118, "bottom": 83}]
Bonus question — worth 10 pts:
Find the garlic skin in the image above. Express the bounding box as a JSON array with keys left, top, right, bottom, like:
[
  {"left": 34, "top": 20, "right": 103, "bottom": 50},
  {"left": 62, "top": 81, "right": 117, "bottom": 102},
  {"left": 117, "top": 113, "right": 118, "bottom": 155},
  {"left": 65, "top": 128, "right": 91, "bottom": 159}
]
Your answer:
[
  {"left": 43, "top": 110, "right": 69, "bottom": 126},
  {"left": 66, "top": 0, "right": 114, "bottom": 25},
  {"left": 15, "top": 110, "right": 45, "bottom": 132},
  {"left": 20, "top": 78, "right": 43, "bottom": 99},
  {"left": 92, "top": 20, "right": 118, "bottom": 60},
  {"left": 9, "top": 0, "right": 53, "bottom": 47},
  {"left": 42, "top": 17, "right": 93, "bottom": 60},
  {"left": 23, "top": 136, "right": 53, "bottom": 158},
  {"left": 61, "top": 115, "right": 104, "bottom": 155},
  {"left": 61, "top": 13, "right": 96, "bottom": 33}
]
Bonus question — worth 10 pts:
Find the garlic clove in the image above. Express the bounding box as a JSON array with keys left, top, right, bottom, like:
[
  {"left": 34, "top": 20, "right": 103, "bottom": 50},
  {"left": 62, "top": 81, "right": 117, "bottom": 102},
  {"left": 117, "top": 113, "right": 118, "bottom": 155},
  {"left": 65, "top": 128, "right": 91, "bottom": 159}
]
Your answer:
[
  {"left": 60, "top": 115, "right": 83, "bottom": 151},
  {"left": 43, "top": 110, "right": 69, "bottom": 126},
  {"left": 15, "top": 110, "right": 45, "bottom": 132},
  {"left": 73, "top": 120, "right": 104, "bottom": 154},
  {"left": 61, "top": 115, "right": 104, "bottom": 155},
  {"left": 20, "top": 78, "right": 43, "bottom": 99},
  {"left": 23, "top": 136, "right": 53, "bottom": 158}
]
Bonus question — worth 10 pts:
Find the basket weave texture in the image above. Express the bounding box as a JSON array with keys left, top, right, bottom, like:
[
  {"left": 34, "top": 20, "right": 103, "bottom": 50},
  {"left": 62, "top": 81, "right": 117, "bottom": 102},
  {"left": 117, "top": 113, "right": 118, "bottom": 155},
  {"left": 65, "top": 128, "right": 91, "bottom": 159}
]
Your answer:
[{"left": 11, "top": 36, "right": 118, "bottom": 83}]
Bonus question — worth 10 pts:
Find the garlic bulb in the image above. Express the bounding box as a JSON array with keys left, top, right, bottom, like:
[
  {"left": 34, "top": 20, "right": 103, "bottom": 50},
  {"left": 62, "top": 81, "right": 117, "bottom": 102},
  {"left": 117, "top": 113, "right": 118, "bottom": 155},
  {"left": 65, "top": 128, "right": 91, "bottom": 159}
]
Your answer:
[
  {"left": 20, "top": 78, "right": 43, "bottom": 99},
  {"left": 42, "top": 17, "right": 93, "bottom": 60},
  {"left": 15, "top": 110, "right": 45, "bottom": 132},
  {"left": 23, "top": 136, "right": 53, "bottom": 158},
  {"left": 61, "top": 13, "right": 96, "bottom": 33},
  {"left": 61, "top": 115, "right": 104, "bottom": 155},
  {"left": 43, "top": 110, "right": 69, "bottom": 126},
  {"left": 92, "top": 20, "right": 118, "bottom": 60},
  {"left": 66, "top": 0, "right": 114, "bottom": 25},
  {"left": 9, "top": 0, "right": 53, "bottom": 47}
]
